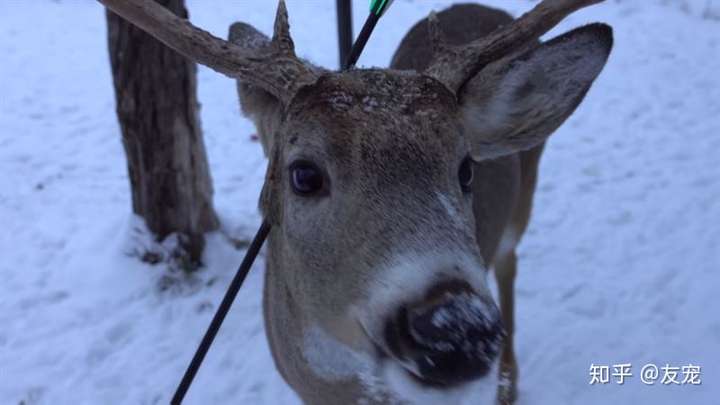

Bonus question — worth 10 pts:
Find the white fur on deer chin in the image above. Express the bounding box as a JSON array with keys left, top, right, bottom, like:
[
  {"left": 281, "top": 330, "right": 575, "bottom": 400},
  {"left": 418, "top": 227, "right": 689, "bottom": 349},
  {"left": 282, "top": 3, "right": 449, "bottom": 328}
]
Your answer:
[
  {"left": 302, "top": 324, "right": 373, "bottom": 381},
  {"left": 302, "top": 323, "right": 498, "bottom": 405},
  {"left": 381, "top": 359, "right": 499, "bottom": 405}
]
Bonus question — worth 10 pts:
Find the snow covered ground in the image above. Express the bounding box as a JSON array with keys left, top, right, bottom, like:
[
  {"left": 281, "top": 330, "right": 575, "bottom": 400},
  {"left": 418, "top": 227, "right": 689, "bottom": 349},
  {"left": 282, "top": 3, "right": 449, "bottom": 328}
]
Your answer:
[{"left": 1, "top": 0, "right": 719, "bottom": 404}]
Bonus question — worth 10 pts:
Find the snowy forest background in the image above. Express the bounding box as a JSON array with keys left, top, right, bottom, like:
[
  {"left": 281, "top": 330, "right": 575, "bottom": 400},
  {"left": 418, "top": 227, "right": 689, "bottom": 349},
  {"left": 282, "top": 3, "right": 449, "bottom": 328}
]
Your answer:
[{"left": 1, "top": 0, "right": 719, "bottom": 404}]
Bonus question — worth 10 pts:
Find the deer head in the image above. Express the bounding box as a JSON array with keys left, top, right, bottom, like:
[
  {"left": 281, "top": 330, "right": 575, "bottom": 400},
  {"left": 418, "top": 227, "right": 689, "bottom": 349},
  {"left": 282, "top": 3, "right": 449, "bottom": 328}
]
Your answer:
[{"left": 100, "top": 0, "right": 612, "bottom": 403}]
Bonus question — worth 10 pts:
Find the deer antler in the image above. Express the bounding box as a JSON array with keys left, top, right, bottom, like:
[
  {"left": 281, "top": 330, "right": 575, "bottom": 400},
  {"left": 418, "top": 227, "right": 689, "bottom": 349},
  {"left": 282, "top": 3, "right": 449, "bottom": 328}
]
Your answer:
[
  {"left": 427, "top": 11, "right": 449, "bottom": 57},
  {"left": 425, "top": 0, "right": 605, "bottom": 93},
  {"left": 98, "top": 0, "right": 318, "bottom": 106}
]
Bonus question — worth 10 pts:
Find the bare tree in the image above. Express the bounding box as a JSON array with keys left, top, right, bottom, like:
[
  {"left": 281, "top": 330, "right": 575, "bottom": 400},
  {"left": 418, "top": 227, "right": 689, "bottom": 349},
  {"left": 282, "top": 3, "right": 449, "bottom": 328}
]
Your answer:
[{"left": 105, "top": 0, "right": 219, "bottom": 269}]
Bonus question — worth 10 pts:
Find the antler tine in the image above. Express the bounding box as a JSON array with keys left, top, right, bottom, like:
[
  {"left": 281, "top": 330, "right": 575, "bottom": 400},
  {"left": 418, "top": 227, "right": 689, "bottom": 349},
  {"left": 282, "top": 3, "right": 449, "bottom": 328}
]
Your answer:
[
  {"left": 98, "top": 0, "right": 317, "bottom": 106},
  {"left": 426, "top": 0, "right": 605, "bottom": 93},
  {"left": 427, "top": 11, "right": 449, "bottom": 56},
  {"left": 272, "top": 0, "right": 295, "bottom": 55}
]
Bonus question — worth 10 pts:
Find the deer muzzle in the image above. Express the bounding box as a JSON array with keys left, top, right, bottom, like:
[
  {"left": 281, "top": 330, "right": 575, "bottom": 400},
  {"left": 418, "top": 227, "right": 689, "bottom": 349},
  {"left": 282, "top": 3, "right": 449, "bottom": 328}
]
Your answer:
[{"left": 383, "top": 280, "right": 505, "bottom": 387}]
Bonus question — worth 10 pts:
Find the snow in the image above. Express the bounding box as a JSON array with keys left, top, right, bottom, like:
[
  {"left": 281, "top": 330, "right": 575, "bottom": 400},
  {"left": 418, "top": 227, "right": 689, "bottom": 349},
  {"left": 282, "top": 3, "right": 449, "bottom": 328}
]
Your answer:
[{"left": 1, "top": 0, "right": 719, "bottom": 404}]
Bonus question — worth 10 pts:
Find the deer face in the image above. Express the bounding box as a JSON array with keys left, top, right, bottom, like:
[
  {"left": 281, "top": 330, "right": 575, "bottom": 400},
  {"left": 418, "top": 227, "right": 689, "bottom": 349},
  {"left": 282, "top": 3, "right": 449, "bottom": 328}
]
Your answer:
[
  {"left": 261, "top": 70, "right": 505, "bottom": 393},
  {"left": 251, "top": 20, "right": 611, "bottom": 399}
]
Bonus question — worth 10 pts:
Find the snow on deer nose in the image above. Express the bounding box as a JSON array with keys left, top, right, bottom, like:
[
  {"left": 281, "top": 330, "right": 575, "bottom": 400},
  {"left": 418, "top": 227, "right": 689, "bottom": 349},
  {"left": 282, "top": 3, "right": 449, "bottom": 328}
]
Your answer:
[{"left": 383, "top": 280, "right": 505, "bottom": 387}]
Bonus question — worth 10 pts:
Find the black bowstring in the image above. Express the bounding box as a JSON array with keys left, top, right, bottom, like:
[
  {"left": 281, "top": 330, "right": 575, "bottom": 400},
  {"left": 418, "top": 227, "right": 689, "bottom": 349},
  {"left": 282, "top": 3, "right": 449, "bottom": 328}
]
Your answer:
[{"left": 171, "top": 220, "right": 270, "bottom": 405}]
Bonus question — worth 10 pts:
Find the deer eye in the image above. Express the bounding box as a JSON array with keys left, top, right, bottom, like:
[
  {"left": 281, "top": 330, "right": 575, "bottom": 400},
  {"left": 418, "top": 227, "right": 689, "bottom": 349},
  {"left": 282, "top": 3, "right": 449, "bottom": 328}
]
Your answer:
[
  {"left": 290, "top": 161, "right": 325, "bottom": 196},
  {"left": 459, "top": 157, "right": 474, "bottom": 193}
]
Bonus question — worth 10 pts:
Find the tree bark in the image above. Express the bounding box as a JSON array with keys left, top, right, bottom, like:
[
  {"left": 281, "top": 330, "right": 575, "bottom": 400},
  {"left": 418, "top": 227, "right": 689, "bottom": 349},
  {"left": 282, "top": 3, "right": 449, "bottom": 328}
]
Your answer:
[{"left": 106, "top": 0, "right": 219, "bottom": 268}]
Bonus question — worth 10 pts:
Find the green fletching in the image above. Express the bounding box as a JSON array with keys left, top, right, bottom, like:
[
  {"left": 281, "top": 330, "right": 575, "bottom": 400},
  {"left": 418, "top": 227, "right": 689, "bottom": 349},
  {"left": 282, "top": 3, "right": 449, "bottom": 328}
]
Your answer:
[{"left": 370, "top": 0, "right": 393, "bottom": 16}]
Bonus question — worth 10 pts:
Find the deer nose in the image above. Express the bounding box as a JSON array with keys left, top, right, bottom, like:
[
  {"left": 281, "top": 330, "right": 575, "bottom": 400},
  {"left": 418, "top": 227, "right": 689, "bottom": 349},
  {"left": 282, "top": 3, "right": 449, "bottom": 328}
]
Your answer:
[{"left": 384, "top": 281, "right": 505, "bottom": 387}]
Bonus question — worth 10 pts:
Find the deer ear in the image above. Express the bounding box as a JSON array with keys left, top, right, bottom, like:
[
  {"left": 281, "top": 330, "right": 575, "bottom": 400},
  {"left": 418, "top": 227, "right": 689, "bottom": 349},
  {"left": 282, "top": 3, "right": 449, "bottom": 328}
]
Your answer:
[
  {"left": 229, "top": 22, "right": 283, "bottom": 156},
  {"left": 460, "top": 23, "right": 613, "bottom": 160}
]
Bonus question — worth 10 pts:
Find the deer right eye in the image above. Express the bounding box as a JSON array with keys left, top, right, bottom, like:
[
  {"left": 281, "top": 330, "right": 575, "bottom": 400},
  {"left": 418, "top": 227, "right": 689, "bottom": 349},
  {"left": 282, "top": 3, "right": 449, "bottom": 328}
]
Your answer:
[{"left": 290, "top": 161, "right": 325, "bottom": 196}]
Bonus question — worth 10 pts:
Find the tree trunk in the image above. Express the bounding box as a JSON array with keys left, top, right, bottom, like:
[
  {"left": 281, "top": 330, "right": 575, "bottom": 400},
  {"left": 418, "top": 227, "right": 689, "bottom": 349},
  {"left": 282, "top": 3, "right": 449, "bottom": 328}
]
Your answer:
[{"left": 106, "top": 0, "right": 219, "bottom": 269}]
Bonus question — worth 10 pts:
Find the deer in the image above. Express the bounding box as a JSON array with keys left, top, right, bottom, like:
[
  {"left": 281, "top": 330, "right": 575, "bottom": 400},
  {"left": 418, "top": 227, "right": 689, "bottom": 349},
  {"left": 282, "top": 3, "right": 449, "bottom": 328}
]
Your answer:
[{"left": 99, "top": 0, "right": 612, "bottom": 403}]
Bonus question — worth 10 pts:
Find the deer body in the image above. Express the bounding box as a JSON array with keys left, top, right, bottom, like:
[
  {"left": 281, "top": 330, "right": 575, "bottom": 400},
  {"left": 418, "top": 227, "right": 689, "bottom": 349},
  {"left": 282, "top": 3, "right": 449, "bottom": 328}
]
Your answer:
[{"left": 98, "top": 1, "right": 612, "bottom": 403}]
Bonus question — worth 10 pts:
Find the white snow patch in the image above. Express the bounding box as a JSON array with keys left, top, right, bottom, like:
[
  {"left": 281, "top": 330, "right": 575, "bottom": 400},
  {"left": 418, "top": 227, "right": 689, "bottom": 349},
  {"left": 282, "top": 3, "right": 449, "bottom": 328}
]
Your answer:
[{"left": 429, "top": 293, "right": 493, "bottom": 329}]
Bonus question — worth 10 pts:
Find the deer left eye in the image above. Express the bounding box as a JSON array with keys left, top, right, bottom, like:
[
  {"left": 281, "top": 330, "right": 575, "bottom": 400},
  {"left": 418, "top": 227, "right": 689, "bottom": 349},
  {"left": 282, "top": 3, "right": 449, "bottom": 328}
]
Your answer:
[
  {"left": 458, "top": 157, "right": 474, "bottom": 193},
  {"left": 290, "top": 161, "right": 325, "bottom": 196}
]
